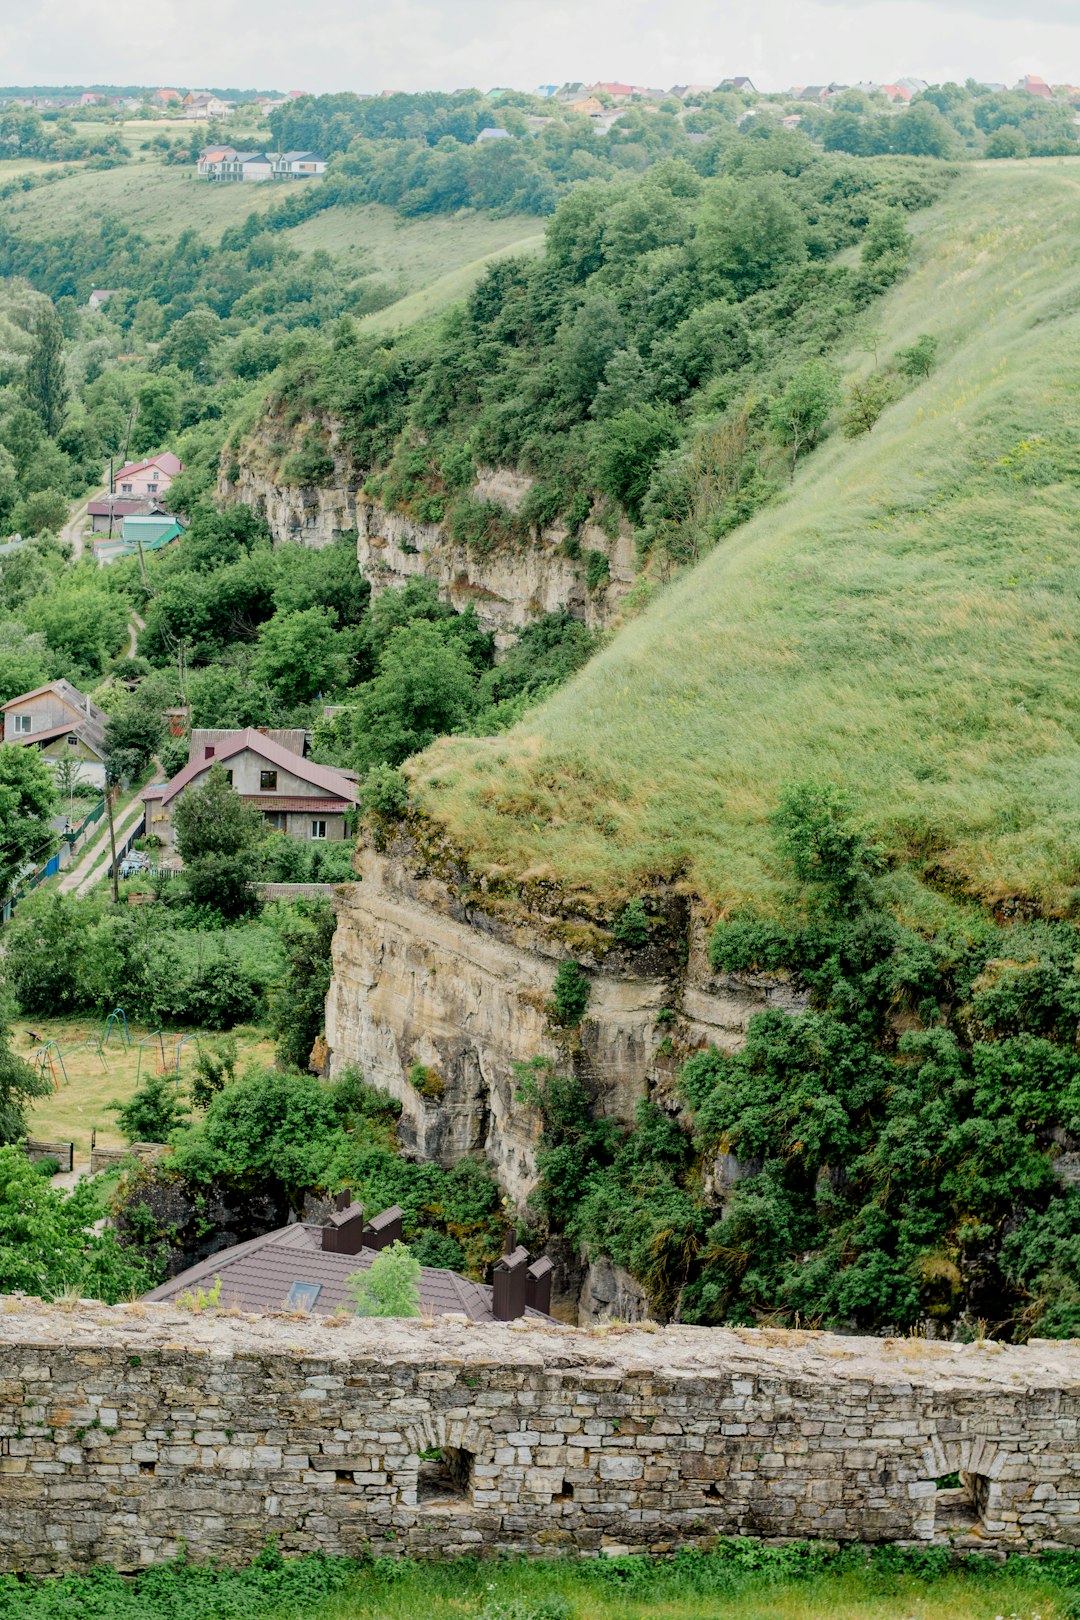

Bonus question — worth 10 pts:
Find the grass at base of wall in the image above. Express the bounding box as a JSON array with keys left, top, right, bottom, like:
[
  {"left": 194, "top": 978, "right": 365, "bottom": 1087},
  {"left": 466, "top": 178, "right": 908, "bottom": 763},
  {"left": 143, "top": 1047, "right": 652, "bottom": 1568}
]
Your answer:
[{"left": 2, "top": 1543, "right": 1077, "bottom": 1620}]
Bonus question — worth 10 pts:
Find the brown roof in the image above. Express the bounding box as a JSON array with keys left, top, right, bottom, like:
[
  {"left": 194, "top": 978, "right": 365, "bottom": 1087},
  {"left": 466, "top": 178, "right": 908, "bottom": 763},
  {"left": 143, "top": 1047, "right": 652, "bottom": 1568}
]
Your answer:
[
  {"left": 143, "top": 1224, "right": 551, "bottom": 1323},
  {"left": 87, "top": 497, "right": 158, "bottom": 517},
  {"left": 246, "top": 796, "right": 352, "bottom": 813},
  {"left": 2, "top": 681, "right": 108, "bottom": 758},
  {"left": 143, "top": 728, "right": 359, "bottom": 808}
]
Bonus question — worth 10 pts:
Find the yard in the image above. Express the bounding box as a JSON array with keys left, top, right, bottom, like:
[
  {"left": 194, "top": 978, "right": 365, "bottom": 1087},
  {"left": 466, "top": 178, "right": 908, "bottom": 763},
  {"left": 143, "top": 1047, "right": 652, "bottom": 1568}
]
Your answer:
[{"left": 20, "top": 1017, "right": 275, "bottom": 1161}]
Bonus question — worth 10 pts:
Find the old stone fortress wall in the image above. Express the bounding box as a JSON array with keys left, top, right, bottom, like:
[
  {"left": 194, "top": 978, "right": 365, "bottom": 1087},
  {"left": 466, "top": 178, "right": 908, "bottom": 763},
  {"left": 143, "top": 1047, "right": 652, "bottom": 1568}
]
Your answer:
[{"left": 1, "top": 1301, "right": 1079, "bottom": 1573}]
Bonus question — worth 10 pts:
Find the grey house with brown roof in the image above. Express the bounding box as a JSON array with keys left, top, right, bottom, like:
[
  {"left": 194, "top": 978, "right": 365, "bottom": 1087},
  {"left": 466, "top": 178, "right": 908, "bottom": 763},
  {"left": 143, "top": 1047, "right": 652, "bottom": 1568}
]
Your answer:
[
  {"left": 142, "top": 726, "right": 359, "bottom": 852},
  {"left": 1, "top": 680, "right": 108, "bottom": 787}
]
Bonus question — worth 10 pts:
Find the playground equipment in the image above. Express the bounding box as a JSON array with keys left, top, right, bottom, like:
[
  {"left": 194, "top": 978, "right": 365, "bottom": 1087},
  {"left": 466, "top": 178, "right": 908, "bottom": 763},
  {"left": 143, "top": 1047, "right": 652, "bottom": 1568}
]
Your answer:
[
  {"left": 135, "top": 1031, "right": 166, "bottom": 1083},
  {"left": 68, "top": 1036, "right": 110, "bottom": 1073},
  {"left": 32, "top": 1041, "right": 69, "bottom": 1091},
  {"left": 102, "top": 1008, "right": 131, "bottom": 1050}
]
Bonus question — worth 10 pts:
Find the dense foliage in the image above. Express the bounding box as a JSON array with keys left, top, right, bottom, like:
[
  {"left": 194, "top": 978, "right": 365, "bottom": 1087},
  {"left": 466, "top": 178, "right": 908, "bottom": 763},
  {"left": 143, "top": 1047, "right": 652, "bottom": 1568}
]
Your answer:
[
  {"left": 1, "top": 1539, "right": 1077, "bottom": 1620},
  {"left": 524, "top": 785, "right": 1080, "bottom": 1340},
  {"left": 115, "top": 1065, "right": 505, "bottom": 1280},
  {"left": 271, "top": 146, "right": 951, "bottom": 570},
  {"left": 0, "top": 1144, "right": 152, "bottom": 1302}
]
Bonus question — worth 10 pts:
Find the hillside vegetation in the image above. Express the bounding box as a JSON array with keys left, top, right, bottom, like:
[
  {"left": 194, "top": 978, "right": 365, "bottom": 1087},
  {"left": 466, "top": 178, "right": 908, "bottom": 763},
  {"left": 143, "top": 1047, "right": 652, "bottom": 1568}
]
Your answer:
[{"left": 413, "top": 160, "right": 1080, "bottom": 919}]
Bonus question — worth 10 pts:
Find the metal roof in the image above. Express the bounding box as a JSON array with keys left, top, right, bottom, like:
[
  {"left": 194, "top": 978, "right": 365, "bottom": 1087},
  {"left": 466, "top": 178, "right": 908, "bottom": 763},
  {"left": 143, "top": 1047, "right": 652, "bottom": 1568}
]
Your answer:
[{"left": 143, "top": 1224, "right": 553, "bottom": 1323}]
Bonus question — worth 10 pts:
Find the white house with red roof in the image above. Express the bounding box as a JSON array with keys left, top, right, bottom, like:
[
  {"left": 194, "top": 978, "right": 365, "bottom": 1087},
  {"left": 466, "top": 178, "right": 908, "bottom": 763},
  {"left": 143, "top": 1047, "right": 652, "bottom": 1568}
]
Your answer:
[
  {"left": 143, "top": 728, "right": 360, "bottom": 853},
  {"left": 112, "top": 451, "right": 182, "bottom": 501}
]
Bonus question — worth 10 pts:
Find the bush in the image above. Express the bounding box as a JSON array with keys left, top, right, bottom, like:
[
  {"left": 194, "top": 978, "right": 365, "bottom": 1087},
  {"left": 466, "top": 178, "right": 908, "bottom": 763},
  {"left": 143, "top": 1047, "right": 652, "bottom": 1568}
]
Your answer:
[
  {"left": 549, "top": 961, "right": 591, "bottom": 1027},
  {"left": 584, "top": 549, "right": 610, "bottom": 592},
  {"left": 346, "top": 1240, "right": 421, "bottom": 1317},
  {"left": 361, "top": 762, "right": 409, "bottom": 817},
  {"left": 111, "top": 1072, "right": 189, "bottom": 1144},
  {"left": 613, "top": 898, "right": 649, "bottom": 945}
]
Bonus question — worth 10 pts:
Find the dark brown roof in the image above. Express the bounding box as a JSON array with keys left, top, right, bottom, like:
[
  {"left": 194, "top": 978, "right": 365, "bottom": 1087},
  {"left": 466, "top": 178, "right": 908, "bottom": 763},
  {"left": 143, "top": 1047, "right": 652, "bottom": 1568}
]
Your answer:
[{"left": 143, "top": 1224, "right": 551, "bottom": 1323}]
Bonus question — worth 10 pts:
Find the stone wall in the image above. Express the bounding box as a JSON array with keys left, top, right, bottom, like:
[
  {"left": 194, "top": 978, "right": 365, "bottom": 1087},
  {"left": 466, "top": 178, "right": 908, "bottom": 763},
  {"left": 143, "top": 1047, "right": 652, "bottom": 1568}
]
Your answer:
[
  {"left": 2, "top": 1301, "right": 1080, "bottom": 1574},
  {"left": 324, "top": 837, "right": 807, "bottom": 1216}
]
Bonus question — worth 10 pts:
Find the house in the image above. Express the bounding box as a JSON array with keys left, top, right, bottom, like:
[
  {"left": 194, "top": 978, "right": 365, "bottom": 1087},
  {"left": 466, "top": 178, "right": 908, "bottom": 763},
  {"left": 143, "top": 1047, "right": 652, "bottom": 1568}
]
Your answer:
[
  {"left": 719, "top": 76, "right": 757, "bottom": 93},
  {"left": 475, "top": 127, "right": 511, "bottom": 143},
  {"left": 87, "top": 495, "right": 161, "bottom": 534},
  {"left": 183, "top": 92, "right": 232, "bottom": 120},
  {"left": 197, "top": 145, "right": 236, "bottom": 178},
  {"left": 112, "top": 451, "right": 182, "bottom": 500},
  {"left": 153, "top": 88, "right": 182, "bottom": 107},
  {"left": 1016, "top": 74, "right": 1053, "bottom": 100},
  {"left": 880, "top": 84, "right": 913, "bottom": 103},
  {"left": 590, "top": 82, "right": 634, "bottom": 101},
  {"left": 79, "top": 92, "right": 106, "bottom": 106},
  {"left": 142, "top": 727, "right": 361, "bottom": 852},
  {"left": 86, "top": 289, "right": 118, "bottom": 311},
  {"left": 217, "top": 151, "right": 276, "bottom": 182},
  {"left": 567, "top": 96, "right": 604, "bottom": 117},
  {"left": 94, "top": 514, "right": 186, "bottom": 567},
  {"left": 143, "top": 1198, "right": 555, "bottom": 1323},
  {"left": 2, "top": 680, "right": 108, "bottom": 787},
  {"left": 780, "top": 113, "right": 804, "bottom": 129},
  {"left": 271, "top": 151, "right": 328, "bottom": 178}
]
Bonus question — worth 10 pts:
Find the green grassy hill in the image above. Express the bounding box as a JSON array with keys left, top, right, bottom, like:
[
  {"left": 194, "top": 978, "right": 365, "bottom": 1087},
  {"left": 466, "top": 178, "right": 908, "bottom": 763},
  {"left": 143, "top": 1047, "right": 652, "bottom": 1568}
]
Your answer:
[{"left": 412, "top": 159, "right": 1080, "bottom": 919}]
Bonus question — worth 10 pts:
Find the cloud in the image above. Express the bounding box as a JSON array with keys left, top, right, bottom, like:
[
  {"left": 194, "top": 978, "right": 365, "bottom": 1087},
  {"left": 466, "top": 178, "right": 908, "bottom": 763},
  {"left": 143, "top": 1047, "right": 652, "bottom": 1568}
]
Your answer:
[{"left": 828, "top": 0, "right": 1076, "bottom": 18}]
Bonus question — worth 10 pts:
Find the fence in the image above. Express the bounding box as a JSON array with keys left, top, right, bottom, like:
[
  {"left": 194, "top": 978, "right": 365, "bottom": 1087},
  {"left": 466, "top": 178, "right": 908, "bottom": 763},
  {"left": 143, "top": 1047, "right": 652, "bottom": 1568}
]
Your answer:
[{"left": 23, "top": 1139, "right": 74, "bottom": 1174}]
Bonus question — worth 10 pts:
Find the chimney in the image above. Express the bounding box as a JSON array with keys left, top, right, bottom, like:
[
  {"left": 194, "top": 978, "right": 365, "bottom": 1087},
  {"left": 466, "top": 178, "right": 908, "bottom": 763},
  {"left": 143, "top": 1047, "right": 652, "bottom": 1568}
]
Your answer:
[
  {"left": 362, "top": 1205, "right": 403, "bottom": 1251},
  {"left": 525, "top": 1256, "right": 554, "bottom": 1316},
  {"left": 321, "top": 1202, "right": 365, "bottom": 1255},
  {"left": 492, "top": 1246, "right": 529, "bottom": 1321},
  {"left": 334, "top": 1188, "right": 352, "bottom": 1212}
]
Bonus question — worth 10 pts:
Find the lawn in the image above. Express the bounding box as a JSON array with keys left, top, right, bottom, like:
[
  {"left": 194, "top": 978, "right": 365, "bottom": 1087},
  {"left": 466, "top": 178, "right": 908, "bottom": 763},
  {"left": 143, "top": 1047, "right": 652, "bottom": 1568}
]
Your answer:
[
  {"left": 20, "top": 1017, "right": 275, "bottom": 1160},
  {"left": 412, "top": 158, "right": 1080, "bottom": 918}
]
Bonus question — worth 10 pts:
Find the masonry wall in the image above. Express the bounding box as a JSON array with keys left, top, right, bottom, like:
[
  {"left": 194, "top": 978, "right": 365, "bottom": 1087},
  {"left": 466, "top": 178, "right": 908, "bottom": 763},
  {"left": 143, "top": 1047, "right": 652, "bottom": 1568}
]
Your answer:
[{"left": 3, "top": 1303, "right": 1080, "bottom": 1573}]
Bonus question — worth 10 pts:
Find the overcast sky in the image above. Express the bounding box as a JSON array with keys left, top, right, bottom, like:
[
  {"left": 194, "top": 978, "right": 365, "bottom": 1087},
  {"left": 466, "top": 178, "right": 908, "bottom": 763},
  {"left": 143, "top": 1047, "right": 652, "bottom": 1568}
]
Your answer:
[{"left": 2, "top": 0, "right": 1079, "bottom": 95}]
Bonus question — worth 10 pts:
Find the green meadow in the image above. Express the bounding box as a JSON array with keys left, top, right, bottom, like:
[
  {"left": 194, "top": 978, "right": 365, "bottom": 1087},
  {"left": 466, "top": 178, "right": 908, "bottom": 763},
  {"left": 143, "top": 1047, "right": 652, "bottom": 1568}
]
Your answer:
[{"left": 413, "top": 159, "right": 1080, "bottom": 917}]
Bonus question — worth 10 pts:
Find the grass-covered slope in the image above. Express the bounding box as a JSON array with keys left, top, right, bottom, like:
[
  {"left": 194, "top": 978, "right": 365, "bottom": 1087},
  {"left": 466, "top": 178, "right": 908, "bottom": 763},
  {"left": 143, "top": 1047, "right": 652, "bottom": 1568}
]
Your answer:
[{"left": 414, "top": 160, "right": 1080, "bottom": 917}]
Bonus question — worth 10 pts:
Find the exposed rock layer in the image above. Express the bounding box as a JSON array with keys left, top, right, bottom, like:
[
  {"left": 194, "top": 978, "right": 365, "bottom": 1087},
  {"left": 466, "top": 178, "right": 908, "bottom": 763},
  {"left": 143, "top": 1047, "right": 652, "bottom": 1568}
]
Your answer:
[
  {"left": 325, "top": 834, "right": 807, "bottom": 1219},
  {"left": 223, "top": 419, "right": 636, "bottom": 641}
]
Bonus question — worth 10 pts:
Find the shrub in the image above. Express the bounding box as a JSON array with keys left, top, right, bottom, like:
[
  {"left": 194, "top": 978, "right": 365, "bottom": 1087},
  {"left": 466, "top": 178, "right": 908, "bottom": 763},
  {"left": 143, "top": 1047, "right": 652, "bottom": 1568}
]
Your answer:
[
  {"left": 584, "top": 549, "right": 610, "bottom": 592},
  {"left": 898, "top": 333, "right": 939, "bottom": 379},
  {"left": 111, "top": 1071, "right": 189, "bottom": 1145},
  {"left": 408, "top": 1062, "right": 445, "bottom": 1101},
  {"left": 841, "top": 372, "right": 896, "bottom": 438},
  {"left": 361, "top": 763, "right": 409, "bottom": 817},
  {"left": 549, "top": 961, "right": 591, "bottom": 1027},
  {"left": 613, "top": 898, "right": 649, "bottom": 945},
  {"left": 347, "top": 1240, "right": 422, "bottom": 1317}
]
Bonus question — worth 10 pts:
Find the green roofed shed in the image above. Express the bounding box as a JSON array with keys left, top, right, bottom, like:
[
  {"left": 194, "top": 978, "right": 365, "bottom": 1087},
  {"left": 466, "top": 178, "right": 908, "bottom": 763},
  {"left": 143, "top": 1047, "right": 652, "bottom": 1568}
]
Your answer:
[{"left": 121, "top": 514, "right": 185, "bottom": 551}]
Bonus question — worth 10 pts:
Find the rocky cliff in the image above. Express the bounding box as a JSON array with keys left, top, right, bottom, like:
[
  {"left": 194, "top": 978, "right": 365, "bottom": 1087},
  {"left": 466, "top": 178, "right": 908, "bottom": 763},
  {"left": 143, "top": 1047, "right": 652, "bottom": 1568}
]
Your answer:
[
  {"left": 222, "top": 417, "right": 637, "bottom": 643},
  {"left": 324, "top": 825, "right": 807, "bottom": 1316}
]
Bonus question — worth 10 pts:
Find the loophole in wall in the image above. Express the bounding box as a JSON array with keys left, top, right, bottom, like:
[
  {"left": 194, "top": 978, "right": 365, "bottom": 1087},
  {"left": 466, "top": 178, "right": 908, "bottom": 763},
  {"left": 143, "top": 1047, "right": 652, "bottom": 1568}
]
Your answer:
[{"left": 418, "top": 1445, "right": 473, "bottom": 1508}]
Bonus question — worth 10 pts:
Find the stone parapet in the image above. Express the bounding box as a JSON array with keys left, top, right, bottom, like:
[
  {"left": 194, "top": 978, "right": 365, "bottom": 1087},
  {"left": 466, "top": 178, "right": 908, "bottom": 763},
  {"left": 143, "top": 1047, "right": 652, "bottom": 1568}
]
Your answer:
[{"left": 1, "top": 1301, "right": 1079, "bottom": 1572}]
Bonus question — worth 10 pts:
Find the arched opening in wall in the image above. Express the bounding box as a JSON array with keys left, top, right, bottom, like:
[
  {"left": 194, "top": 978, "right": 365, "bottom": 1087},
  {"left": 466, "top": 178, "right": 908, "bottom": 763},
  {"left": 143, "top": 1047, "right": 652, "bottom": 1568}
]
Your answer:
[
  {"left": 417, "top": 1445, "right": 473, "bottom": 1508},
  {"left": 934, "top": 1471, "right": 990, "bottom": 1534}
]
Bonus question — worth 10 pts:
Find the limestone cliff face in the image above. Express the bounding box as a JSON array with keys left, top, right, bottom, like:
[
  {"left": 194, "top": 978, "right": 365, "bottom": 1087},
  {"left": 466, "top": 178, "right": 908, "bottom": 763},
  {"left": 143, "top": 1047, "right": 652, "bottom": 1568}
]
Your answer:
[
  {"left": 222, "top": 417, "right": 636, "bottom": 642},
  {"left": 325, "top": 831, "right": 808, "bottom": 1222}
]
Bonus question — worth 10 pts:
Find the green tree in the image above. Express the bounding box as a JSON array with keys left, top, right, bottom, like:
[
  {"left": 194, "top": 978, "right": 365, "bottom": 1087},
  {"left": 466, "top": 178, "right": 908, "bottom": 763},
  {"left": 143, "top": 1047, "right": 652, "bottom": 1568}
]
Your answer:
[
  {"left": 0, "top": 1004, "right": 51, "bottom": 1144},
  {"left": 694, "top": 176, "right": 807, "bottom": 296},
  {"left": 0, "top": 621, "right": 48, "bottom": 704},
  {"left": 768, "top": 361, "right": 841, "bottom": 480},
  {"left": 251, "top": 607, "right": 342, "bottom": 708},
  {"left": 985, "top": 125, "right": 1028, "bottom": 159},
  {"left": 346, "top": 1240, "right": 422, "bottom": 1317},
  {"left": 23, "top": 580, "right": 127, "bottom": 674},
  {"left": 898, "top": 334, "right": 939, "bottom": 379},
  {"left": 112, "top": 1070, "right": 189, "bottom": 1143},
  {"left": 270, "top": 900, "right": 337, "bottom": 1070},
  {"left": 104, "top": 688, "right": 166, "bottom": 781},
  {"left": 351, "top": 620, "right": 478, "bottom": 771},
  {"left": 11, "top": 488, "right": 68, "bottom": 537},
  {"left": 588, "top": 403, "right": 680, "bottom": 522},
  {"left": 0, "top": 1143, "right": 152, "bottom": 1299},
  {"left": 21, "top": 304, "right": 68, "bottom": 438},
  {"left": 0, "top": 744, "right": 56, "bottom": 900},
  {"left": 841, "top": 372, "right": 896, "bottom": 438},
  {"left": 156, "top": 306, "right": 222, "bottom": 382},
  {"left": 172, "top": 762, "right": 263, "bottom": 918}
]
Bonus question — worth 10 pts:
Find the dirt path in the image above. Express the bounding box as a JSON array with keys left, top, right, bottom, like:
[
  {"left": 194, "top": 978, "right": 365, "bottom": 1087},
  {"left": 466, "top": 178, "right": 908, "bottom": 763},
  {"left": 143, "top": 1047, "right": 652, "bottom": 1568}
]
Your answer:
[
  {"left": 60, "top": 495, "right": 92, "bottom": 561},
  {"left": 58, "top": 793, "right": 146, "bottom": 897}
]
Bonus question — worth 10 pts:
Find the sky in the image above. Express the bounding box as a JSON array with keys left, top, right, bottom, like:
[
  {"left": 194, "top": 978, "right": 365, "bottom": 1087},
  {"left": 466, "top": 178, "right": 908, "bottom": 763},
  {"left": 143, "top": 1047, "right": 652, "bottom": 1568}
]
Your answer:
[{"left": 2, "top": 0, "right": 1079, "bottom": 96}]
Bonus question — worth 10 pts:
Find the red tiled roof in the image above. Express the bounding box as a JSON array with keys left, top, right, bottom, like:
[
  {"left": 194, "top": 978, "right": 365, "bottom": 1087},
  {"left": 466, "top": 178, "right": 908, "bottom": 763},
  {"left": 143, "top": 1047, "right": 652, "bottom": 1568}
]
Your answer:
[
  {"left": 115, "top": 451, "right": 182, "bottom": 481},
  {"left": 143, "top": 1223, "right": 552, "bottom": 1323},
  {"left": 143, "top": 728, "right": 360, "bottom": 808}
]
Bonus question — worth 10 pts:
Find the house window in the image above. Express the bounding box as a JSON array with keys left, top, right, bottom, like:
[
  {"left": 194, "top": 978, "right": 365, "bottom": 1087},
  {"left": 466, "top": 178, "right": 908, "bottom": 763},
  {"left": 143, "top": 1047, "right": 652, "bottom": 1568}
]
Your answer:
[
  {"left": 311, "top": 820, "right": 327, "bottom": 840},
  {"left": 67, "top": 734, "right": 78, "bottom": 747},
  {"left": 148, "top": 482, "right": 158, "bottom": 493},
  {"left": 223, "top": 769, "right": 233, "bottom": 785},
  {"left": 121, "top": 483, "right": 132, "bottom": 494},
  {"left": 264, "top": 811, "right": 288, "bottom": 831},
  {"left": 260, "top": 769, "right": 278, "bottom": 791},
  {"left": 11, "top": 715, "right": 31, "bottom": 736}
]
